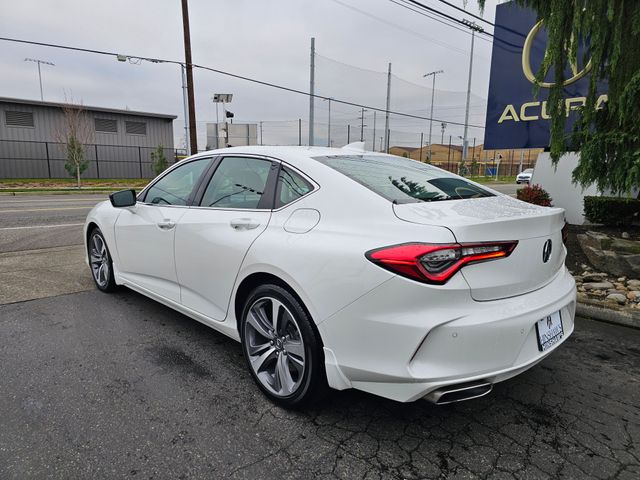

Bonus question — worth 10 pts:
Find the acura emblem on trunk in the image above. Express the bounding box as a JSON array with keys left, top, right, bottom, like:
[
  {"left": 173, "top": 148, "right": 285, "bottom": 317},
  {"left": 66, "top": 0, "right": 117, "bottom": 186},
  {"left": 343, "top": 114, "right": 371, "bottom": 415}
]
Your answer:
[{"left": 542, "top": 239, "right": 553, "bottom": 263}]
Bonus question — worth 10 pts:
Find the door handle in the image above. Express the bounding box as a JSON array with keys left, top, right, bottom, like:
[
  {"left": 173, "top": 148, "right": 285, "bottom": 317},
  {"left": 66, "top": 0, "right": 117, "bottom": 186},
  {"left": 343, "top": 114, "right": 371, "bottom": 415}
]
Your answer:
[
  {"left": 157, "top": 220, "right": 176, "bottom": 230},
  {"left": 230, "top": 218, "right": 260, "bottom": 231}
]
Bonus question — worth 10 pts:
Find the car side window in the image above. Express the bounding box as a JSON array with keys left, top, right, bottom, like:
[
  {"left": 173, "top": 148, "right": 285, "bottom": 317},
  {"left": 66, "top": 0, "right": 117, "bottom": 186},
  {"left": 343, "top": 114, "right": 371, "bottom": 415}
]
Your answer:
[
  {"left": 200, "top": 157, "right": 272, "bottom": 209},
  {"left": 275, "top": 166, "right": 314, "bottom": 208},
  {"left": 143, "top": 158, "right": 210, "bottom": 206}
]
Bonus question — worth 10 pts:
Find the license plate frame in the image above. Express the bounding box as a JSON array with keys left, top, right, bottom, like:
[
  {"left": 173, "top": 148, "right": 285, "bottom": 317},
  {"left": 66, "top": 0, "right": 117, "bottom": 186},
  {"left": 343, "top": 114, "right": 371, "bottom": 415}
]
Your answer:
[{"left": 535, "top": 310, "right": 564, "bottom": 352}]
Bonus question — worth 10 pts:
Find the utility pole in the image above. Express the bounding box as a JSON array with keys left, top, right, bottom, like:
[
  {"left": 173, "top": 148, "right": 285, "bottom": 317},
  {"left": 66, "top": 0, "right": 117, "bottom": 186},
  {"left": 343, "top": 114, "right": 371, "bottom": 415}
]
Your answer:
[
  {"left": 461, "top": 20, "right": 483, "bottom": 164},
  {"left": 372, "top": 111, "right": 377, "bottom": 151},
  {"left": 441, "top": 122, "right": 447, "bottom": 144},
  {"left": 423, "top": 69, "right": 443, "bottom": 163},
  {"left": 259, "top": 121, "right": 263, "bottom": 146},
  {"left": 181, "top": 0, "right": 198, "bottom": 154},
  {"left": 327, "top": 98, "right": 332, "bottom": 147},
  {"left": 24, "top": 58, "right": 54, "bottom": 101},
  {"left": 384, "top": 63, "right": 392, "bottom": 153},
  {"left": 298, "top": 119, "right": 302, "bottom": 146},
  {"left": 308, "top": 37, "right": 316, "bottom": 146},
  {"left": 347, "top": 125, "right": 351, "bottom": 144},
  {"left": 419, "top": 132, "right": 424, "bottom": 162}
]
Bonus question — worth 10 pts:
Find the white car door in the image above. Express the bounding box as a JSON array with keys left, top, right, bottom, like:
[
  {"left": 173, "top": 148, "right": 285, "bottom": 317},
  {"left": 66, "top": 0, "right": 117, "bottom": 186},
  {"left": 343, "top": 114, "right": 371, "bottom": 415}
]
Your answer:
[
  {"left": 175, "top": 156, "right": 278, "bottom": 320},
  {"left": 114, "top": 157, "right": 211, "bottom": 302}
]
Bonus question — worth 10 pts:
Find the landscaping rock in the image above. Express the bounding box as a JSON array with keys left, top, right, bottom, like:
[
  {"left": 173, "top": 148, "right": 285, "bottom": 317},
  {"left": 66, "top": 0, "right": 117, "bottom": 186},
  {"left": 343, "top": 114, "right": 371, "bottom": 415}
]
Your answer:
[
  {"left": 627, "top": 279, "right": 640, "bottom": 289},
  {"left": 618, "top": 277, "right": 627, "bottom": 282},
  {"left": 578, "top": 231, "right": 640, "bottom": 278},
  {"left": 627, "top": 291, "right": 640, "bottom": 301},
  {"left": 583, "top": 281, "right": 614, "bottom": 290},
  {"left": 606, "top": 293, "right": 627, "bottom": 304},
  {"left": 622, "top": 232, "right": 630, "bottom": 239},
  {"left": 582, "top": 272, "right": 609, "bottom": 282}
]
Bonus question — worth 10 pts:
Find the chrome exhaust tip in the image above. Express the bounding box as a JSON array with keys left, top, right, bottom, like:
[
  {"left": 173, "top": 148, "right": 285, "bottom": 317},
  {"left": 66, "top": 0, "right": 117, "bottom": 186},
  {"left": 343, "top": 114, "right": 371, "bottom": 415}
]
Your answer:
[{"left": 424, "top": 381, "right": 493, "bottom": 405}]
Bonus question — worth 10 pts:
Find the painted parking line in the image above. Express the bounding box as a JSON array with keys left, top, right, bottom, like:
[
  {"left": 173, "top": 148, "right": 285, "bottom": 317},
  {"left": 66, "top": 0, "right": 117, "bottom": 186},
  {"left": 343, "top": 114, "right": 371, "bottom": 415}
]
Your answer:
[{"left": 0, "top": 223, "right": 85, "bottom": 231}]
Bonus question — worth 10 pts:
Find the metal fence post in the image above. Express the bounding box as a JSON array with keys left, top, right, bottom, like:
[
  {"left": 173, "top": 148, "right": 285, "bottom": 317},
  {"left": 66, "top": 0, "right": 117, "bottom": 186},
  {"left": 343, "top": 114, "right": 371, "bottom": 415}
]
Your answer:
[
  {"left": 138, "top": 146, "right": 143, "bottom": 178},
  {"left": 44, "top": 141, "right": 51, "bottom": 178},
  {"left": 94, "top": 144, "right": 100, "bottom": 179}
]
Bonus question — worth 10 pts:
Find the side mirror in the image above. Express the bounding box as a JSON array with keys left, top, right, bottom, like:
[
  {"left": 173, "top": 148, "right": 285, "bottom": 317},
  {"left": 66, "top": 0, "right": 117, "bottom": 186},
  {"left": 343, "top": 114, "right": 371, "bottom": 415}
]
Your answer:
[{"left": 109, "top": 189, "right": 137, "bottom": 208}]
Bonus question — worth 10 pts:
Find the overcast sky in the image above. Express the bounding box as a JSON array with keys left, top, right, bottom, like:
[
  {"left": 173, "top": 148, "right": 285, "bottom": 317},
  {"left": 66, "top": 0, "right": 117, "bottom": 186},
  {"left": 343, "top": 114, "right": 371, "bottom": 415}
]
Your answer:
[{"left": 0, "top": 0, "right": 500, "bottom": 149}]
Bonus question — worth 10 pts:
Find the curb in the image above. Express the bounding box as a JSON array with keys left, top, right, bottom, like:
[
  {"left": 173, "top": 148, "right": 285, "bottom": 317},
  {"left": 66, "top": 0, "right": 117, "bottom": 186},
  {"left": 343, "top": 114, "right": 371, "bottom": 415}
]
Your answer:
[{"left": 576, "top": 302, "right": 640, "bottom": 329}]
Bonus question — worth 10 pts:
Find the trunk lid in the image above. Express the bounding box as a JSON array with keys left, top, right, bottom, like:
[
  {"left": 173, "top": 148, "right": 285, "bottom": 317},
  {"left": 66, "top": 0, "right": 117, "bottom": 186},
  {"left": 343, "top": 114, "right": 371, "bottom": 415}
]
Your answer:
[{"left": 393, "top": 195, "right": 566, "bottom": 301}]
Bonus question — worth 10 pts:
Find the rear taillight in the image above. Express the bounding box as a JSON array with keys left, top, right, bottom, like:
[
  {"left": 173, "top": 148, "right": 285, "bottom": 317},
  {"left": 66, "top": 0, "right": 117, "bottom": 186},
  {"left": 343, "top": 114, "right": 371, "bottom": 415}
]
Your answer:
[{"left": 365, "top": 241, "right": 518, "bottom": 284}]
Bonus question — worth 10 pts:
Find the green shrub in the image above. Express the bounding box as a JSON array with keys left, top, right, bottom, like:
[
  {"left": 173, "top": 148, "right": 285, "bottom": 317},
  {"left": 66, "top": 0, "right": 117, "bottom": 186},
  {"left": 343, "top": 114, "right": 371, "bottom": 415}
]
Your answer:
[
  {"left": 150, "top": 144, "right": 168, "bottom": 176},
  {"left": 516, "top": 184, "right": 552, "bottom": 207},
  {"left": 584, "top": 196, "right": 640, "bottom": 227}
]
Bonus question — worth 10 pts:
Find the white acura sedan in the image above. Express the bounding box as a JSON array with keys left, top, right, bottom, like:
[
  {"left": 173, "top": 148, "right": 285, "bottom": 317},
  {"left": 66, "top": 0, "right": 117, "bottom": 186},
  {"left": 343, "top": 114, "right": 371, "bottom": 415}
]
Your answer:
[{"left": 84, "top": 144, "right": 575, "bottom": 407}]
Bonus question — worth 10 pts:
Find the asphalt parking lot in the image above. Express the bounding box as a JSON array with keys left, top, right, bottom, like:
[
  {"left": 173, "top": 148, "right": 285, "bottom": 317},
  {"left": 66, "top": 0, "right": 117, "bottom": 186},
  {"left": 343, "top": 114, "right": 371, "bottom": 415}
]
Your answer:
[{"left": 1, "top": 191, "right": 639, "bottom": 479}]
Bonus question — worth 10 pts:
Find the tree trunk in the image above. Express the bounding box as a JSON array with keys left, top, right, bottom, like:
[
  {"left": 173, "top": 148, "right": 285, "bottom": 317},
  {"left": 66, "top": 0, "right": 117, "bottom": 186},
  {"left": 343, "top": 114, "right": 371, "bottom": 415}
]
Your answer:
[{"left": 76, "top": 164, "right": 80, "bottom": 189}]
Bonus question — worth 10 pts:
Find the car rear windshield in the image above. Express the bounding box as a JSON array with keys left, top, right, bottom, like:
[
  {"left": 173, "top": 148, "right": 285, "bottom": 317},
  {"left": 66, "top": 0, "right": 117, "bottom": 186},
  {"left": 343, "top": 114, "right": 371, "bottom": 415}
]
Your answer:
[{"left": 313, "top": 154, "right": 494, "bottom": 203}]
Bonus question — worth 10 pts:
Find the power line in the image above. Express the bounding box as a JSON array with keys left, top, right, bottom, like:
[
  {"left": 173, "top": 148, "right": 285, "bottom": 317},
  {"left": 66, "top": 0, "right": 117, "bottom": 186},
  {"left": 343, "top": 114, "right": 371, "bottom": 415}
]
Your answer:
[
  {"left": 404, "top": 0, "right": 491, "bottom": 35},
  {"left": 434, "top": 0, "right": 495, "bottom": 27},
  {"left": 388, "top": 0, "right": 475, "bottom": 38},
  {"left": 0, "top": 36, "right": 485, "bottom": 129},
  {"left": 328, "top": 0, "right": 471, "bottom": 56},
  {"left": 389, "top": 0, "right": 494, "bottom": 42}
]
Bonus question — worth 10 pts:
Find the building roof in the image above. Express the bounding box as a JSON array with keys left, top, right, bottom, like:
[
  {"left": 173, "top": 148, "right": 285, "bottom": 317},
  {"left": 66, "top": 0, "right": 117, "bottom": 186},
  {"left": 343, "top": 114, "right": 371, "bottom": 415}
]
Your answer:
[{"left": 0, "top": 97, "right": 177, "bottom": 120}]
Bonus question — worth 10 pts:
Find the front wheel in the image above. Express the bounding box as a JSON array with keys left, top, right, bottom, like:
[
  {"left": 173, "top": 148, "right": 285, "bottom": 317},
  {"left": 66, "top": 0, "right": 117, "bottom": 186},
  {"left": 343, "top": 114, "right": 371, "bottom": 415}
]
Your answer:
[
  {"left": 88, "top": 228, "right": 116, "bottom": 292},
  {"left": 240, "top": 284, "right": 327, "bottom": 408}
]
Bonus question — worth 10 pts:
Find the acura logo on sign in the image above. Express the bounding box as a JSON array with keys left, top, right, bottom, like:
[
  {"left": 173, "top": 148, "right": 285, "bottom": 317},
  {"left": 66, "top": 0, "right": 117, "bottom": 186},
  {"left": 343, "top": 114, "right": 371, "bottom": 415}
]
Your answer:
[{"left": 542, "top": 239, "right": 553, "bottom": 263}]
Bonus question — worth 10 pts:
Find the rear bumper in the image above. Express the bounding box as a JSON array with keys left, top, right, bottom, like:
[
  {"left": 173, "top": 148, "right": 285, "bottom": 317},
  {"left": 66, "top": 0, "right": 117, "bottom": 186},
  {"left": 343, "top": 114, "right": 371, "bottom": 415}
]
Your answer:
[{"left": 319, "top": 266, "right": 576, "bottom": 402}]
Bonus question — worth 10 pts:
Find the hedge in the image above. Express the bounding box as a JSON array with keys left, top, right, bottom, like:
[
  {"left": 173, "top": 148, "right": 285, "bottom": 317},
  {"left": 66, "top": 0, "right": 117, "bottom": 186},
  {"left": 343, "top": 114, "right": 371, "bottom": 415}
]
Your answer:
[{"left": 583, "top": 196, "right": 640, "bottom": 227}]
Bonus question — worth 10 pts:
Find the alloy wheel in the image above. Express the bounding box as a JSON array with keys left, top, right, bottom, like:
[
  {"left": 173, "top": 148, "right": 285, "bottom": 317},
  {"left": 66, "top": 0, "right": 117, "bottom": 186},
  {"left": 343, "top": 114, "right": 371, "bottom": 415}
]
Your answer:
[
  {"left": 244, "top": 296, "right": 306, "bottom": 397},
  {"left": 89, "top": 233, "right": 110, "bottom": 288}
]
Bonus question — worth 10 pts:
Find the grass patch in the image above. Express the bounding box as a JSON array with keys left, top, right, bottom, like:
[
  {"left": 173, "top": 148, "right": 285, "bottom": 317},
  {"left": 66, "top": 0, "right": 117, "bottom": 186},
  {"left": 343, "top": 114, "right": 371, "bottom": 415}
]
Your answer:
[
  {"left": 467, "top": 176, "right": 517, "bottom": 184},
  {"left": 0, "top": 178, "right": 150, "bottom": 190}
]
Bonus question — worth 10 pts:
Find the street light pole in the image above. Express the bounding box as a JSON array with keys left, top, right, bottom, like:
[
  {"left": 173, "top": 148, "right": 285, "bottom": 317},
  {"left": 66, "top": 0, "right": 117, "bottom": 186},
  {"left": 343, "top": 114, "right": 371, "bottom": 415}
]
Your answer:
[
  {"left": 422, "top": 69, "right": 443, "bottom": 163},
  {"left": 180, "top": 64, "right": 190, "bottom": 153},
  {"left": 24, "top": 58, "right": 54, "bottom": 101}
]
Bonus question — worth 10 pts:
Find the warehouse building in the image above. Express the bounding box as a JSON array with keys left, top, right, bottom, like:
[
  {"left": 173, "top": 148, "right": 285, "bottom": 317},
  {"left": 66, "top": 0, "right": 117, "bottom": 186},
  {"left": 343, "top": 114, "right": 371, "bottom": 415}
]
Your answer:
[{"left": 0, "top": 97, "right": 176, "bottom": 178}]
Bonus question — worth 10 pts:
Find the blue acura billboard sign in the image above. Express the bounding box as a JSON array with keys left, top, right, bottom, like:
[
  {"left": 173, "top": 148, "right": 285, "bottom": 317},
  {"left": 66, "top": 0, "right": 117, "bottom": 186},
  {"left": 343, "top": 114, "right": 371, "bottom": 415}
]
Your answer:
[{"left": 483, "top": 2, "right": 608, "bottom": 149}]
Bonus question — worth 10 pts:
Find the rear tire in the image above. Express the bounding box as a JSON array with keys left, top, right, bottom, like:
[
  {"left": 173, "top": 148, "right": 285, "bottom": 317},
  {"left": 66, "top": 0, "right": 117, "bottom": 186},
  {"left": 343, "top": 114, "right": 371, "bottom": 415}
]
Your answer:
[
  {"left": 88, "top": 228, "right": 116, "bottom": 293},
  {"left": 240, "top": 284, "right": 328, "bottom": 408}
]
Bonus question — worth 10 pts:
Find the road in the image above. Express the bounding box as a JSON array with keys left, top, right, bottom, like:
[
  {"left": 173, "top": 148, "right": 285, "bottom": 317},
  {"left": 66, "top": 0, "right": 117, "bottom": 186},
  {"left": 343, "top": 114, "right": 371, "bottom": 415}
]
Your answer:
[
  {"left": 0, "top": 194, "right": 105, "bottom": 253},
  {"left": 1, "top": 190, "right": 638, "bottom": 479},
  {"left": 490, "top": 183, "right": 519, "bottom": 197}
]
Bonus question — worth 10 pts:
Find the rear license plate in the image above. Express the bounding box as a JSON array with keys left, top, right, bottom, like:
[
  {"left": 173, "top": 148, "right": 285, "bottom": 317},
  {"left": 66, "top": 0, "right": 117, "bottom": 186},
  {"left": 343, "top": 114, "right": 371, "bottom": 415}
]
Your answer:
[{"left": 535, "top": 311, "right": 564, "bottom": 352}]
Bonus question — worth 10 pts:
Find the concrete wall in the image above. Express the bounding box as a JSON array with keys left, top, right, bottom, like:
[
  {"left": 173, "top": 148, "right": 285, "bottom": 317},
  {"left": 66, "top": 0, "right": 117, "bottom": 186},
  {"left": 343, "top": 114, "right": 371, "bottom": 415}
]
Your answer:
[{"left": 531, "top": 152, "right": 600, "bottom": 225}]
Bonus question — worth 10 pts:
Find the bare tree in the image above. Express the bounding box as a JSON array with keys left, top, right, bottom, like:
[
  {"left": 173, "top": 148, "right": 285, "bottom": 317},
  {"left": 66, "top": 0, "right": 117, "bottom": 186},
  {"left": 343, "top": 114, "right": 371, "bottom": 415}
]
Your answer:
[{"left": 53, "top": 99, "right": 93, "bottom": 188}]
